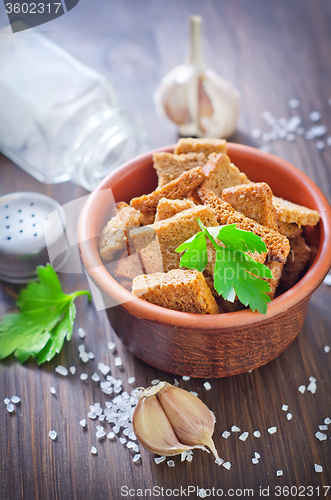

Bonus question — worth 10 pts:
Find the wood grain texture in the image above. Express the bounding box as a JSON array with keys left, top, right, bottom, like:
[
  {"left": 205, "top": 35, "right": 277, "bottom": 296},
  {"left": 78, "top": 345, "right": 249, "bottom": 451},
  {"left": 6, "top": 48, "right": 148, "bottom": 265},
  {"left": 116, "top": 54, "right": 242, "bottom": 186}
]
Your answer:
[{"left": 1, "top": 0, "right": 331, "bottom": 498}]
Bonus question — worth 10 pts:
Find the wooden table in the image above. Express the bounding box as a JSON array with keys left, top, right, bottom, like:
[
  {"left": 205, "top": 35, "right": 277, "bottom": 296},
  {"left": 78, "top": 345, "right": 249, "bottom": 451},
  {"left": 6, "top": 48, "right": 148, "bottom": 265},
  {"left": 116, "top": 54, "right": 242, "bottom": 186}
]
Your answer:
[{"left": 1, "top": 1, "right": 331, "bottom": 498}]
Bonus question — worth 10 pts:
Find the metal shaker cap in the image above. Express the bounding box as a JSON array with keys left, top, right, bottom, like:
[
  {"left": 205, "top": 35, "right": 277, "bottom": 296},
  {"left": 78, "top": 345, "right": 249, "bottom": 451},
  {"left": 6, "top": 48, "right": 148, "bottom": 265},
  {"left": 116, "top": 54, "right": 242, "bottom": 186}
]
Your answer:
[{"left": 0, "top": 192, "right": 67, "bottom": 283}]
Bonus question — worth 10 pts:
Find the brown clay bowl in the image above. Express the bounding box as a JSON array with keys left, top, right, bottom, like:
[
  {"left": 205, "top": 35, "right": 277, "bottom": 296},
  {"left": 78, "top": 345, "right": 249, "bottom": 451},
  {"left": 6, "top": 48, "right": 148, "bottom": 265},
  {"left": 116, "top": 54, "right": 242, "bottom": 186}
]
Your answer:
[{"left": 78, "top": 143, "right": 331, "bottom": 378}]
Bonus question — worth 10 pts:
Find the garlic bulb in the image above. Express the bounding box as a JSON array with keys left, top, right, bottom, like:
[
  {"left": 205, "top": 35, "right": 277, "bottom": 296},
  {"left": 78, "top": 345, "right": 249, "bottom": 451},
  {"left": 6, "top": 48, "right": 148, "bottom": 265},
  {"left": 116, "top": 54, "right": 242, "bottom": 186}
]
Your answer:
[
  {"left": 154, "top": 16, "right": 240, "bottom": 139},
  {"left": 132, "top": 381, "right": 222, "bottom": 464}
]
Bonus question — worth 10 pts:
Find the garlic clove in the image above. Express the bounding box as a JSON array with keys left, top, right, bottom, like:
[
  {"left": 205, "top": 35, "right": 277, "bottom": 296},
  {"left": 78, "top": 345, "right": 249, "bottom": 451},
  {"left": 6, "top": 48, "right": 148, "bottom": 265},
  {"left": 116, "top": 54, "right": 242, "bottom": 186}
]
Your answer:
[
  {"left": 156, "top": 382, "right": 222, "bottom": 464},
  {"left": 132, "top": 389, "right": 199, "bottom": 457}
]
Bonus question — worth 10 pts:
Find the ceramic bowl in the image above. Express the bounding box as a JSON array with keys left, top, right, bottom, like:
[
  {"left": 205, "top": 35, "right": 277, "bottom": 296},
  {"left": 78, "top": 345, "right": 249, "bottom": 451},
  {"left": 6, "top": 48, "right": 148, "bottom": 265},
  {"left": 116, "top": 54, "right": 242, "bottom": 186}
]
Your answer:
[{"left": 78, "top": 144, "right": 331, "bottom": 378}]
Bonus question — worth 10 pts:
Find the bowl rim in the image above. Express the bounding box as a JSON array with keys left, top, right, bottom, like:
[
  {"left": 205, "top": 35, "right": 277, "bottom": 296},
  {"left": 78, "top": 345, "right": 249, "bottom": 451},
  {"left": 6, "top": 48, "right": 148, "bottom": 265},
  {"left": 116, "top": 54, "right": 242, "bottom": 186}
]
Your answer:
[{"left": 79, "top": 142, "right": 331, "bottom": 330}]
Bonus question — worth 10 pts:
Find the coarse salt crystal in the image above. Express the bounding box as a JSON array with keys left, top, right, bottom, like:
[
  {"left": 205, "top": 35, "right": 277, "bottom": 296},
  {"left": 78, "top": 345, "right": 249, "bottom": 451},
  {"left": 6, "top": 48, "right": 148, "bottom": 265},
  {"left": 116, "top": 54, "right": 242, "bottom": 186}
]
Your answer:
[
  {"left": 55, "top": 365, "right": 68, "bottom": 376},
  {"left": 222, "top": 431, "right": 230, "bottom": 439},
  {"left": 114, "top": 357, "right": 122, "bottom": 368},
  {"left": 107, "top": 431, "right": 116, "bottom": 440},
  {"left": 268, "top": 427, "right": 277, "bottom": 434},
  {"left": 315, "top": 141, "right": 325, "bottom": 151},
  {"left": 252, "top": 458, "right": 259, "bottom": 464},
  {"left": 151, "top": 379, "right": 160, "bottom": 385},
  {"left": 78, "top": 327, "right": 86, "bottom": 339},
  {"left": 314, "top": 463, "right": 323, "bottom": 473},
  {"left": 251, "top": 128, "right": 261, "bottom": 139},
  {"left": 6, "top": 403, "right": 15, "bottom": 413},
  {"left": 98, "top": 415, "right": 105, "bottom": 422},
  {"left": 101, "top": 365, "right": 111, "bottom": 376},
  {"left": 182, "top": 376, "right": 190, "bottom": 381},
  {"left": 239, "top": 432, "right": 249, "bottom": 441},
  {"left": 310, "top": 111, "right": 321, "bottom": 121},
  {"left": 79, "top": 419, "right": 87, "bottom": 428},
  {"left": 324, "top": 345, "right": 330, "bottom": 353},
  {"left": 49, "top": 430, "right": 57, "bottom": 440},
  {"left": 307, "top": 381, "right": 317, "bottom": 394},
  {"left": 11, "top": 396, "right": 20, "bottom": 404},
  {"left": 319, "top": 425, "right": 328, "bottom": 431},
  {"left": 231, "top": 426, "right": 240, "bottom": 432},
  {"left": 174, "top": 379, "right": 179, "bottom": 387},
  {"left": 287, "top": 413, "right": 293, "bottom": 420},
  {"left": 327, "top": 137, "right": 331, "bottom": 146},
  {"left": 133, "top": 454, "right": 141, "bottom": 464},
  {"left": 277, "top": 470, "right": 283, "bottom": 476},
  {"left": 88, "top": 412, "right": 97, "bottom": 420},
  {"left": 91, "top": 446, "right": 97, "bottom": 455},
  {"left": 119, "top": 437, "right": 126, "bottom": 445},
  {"left": 253, "top": 431, "right": 261, "bottom": 438},
  {"left": 298, "top": 385, "right": 306, "bottom": 394},
  {"left": 91, "top": 373, "right": 100, "bottom": 382},
  {"left": 155, "top": 456, "right": 166, "bottom": 464},
  {"left": 107, "top": 342, "right": 116, "bottom": 351},
  {"left": 4, "top": 398, "right": 10, "bottom": 405},
  {"left": 96, "top": 425, "right": 104, "bottom": 431},
  {"left": 203, "top": 382, "right": 211, "bottom": 390},
  {"left": 69, "top": 366, "right": 76, "bottom": 375},
  {"left": 190, "top": 391, "right": 198, "bottom": 397},
  {"left": 324, "top": 418, "right": 331, "bottom": 425},
  {"left": 96, "top": 430, "right": 106, "bottom": 439},
  {"left": 198, "top": 489, "right": 207, "bottom": 498},
  {"left": 315, "top": 432, "right": 327, "bottom": 441},
  {"left": 167, "top": 460, "right": 175, "bottom": 467},
  {"left": 282, "top": 404, "right": 288, "bottom": 411},
  {"left": 222, "top": 462, "right": 231, "bottom": 470},
  {"left": 80, "top": 373, "right": 88, "bottom": 381},
  {"left": 50, "top": 387, "right": 56, "bottom": 395},
  {"left": 255, "top": 452, "right": 260, "bottom": 459},
  {"left": 127, "top": 377, "right": 135, "bottom": 385},
  {"left": 288, "top": 99, "right": 300, "bottom": 108},
  {"left": 88, "top": 352, "right": 94, "bottom": 360}
]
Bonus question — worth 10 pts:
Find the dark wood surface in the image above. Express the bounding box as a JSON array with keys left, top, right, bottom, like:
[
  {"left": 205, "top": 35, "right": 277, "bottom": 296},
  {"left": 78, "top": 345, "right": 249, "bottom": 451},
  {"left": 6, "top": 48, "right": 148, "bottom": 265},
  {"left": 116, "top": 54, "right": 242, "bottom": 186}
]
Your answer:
[{"left": 1, "top": 1, "right": 331, "bottom": 499}]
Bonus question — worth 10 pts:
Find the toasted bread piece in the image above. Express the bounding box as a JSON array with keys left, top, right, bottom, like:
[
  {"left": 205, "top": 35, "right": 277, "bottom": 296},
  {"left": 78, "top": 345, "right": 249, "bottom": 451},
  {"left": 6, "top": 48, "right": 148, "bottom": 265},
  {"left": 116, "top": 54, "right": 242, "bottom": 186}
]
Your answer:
[
  {"left": 132, "top": 269, "right": 219, "bottom": 314},
  {"left": 273, "top": 197, "right": 320, "bottom": 226},
  {"left": 115, "top": 253, "right": 143, "bottom": 280},
  {"left": 128, "top": 226, "right": 164, "bottom": 275},
  {"left": 99, "top": 206, "right": 141, "bottom": 260},
  {"left": 174, "top": 137, "right": 227, "bottom": 156},
  {"left": 198, "top": 188, "right": 290, "bottom": 263},
  {"left": 139, "top": 211, "right": 155, "bottom": 226},
  {"left": 200, "top": 154, "right": 249, "bottom": 197},
  {"left": 222, "top": 182, "right": 278, "bottom": 230},
  {"left": 153, "top": 152, "right": 207, "bottom": 187},
  {"left": 155, "top": 198, "right": 195, "bottom": 222},
  {"left": 277, "top": 221, "right": 302, "bottom": 239},
  {"left": 116, "top": 201, "right": 130, "bottom": 211},
  {"left": 280, "top": 235, "right": 311, "bottom": 290},
  {"left": 131, "top": 205, "right": 218, "bottom": 273},
  {"left": 265, "top": 260, "right": 284, "bottom": 299},
  {"left": 130, "top": 167, "right": 205, "bottom": 213}
]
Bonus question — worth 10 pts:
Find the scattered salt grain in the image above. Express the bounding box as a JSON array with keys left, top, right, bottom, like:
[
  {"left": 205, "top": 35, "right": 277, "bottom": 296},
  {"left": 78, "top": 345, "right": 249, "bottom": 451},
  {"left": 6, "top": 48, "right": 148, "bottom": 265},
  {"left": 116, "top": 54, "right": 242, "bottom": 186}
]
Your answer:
[
  {"left": 198, "top": 489, "right": 207, "bottom": 498},
  {"left": 50, "top": 387, "right": 56, "bottom": 395},
  {"left": 107, "top": 342, "right": 116, "bottom": 351},
  {"left": 287, "top": 413, "right": 293, "bottom": 420},
  {"left": 277, "top": 470, "right": 283, "bottom": 476},
  {"left": 79, "top": 351, "right": 90, "bottom": 363},
  {"left": 6, "top": 403, "right": 15, "bottom": 413},
  {"left": 327, "top": 137, "right": 331, "bottom": 146},
  {"left": 69, "top": 366, "right": 76, "bottom": 375},
  {"left": 88, "top": 352, "right": 95, "bottom": 360},
  {"left": 11, "top": 396, "right": 20, "bottom": 404},
  {"left": 79, "top": 419, "right": 87, "bottom": 428},
  {"left": 174, "top": 379, "right": 179, "bottom": 387},
  {"left": 222, "top": 431, "right": 230, "bottom": 439},
  {"left": 114, "top": 357, "right": 123, "bottom": 368},
  {"left": 255, "top": 452, "right": 260, "bottom": 459},
  {"left": 324, "top": 345, "right": 330, "bottom": 353},
  {"left": 131, "top": 444, "right": 139, "bottom": 453},
  {"left": 91, "top": 373, "right": 100, "bottom": 382},
  {"left": 88, "top": 412, "right": 97, "bottom": 420},
  {"left": 288, "top": 99, "right": 300, "bottom": 108},
  {"left": 128, "top": 432, "right": 136, "bottom": 441},
  {"left": 286, "top": 133, "right": 296, "bottom": 142},
  {"left": 91, "top": 446, "right": 97, "bottom": 455},
  {"left": 282, "top": 404, "right": 288, "bottom": 411},
  {"left": 239, "top": 432, "right": 249, "bottom": 441},
  {"left": 133, "top": 454, "right": 141, "bottom": 464},
  {"left": 98, "top": 415, "right": 105, "bottom": 422},
  {"left": 307, "top": 379, "right": 317, "bottom": 394},
  {"left": 55, "top": 365, "right": 68, "bottom": 376},
  {"left": 314, "top": 463, "right": 323, "bottom": 473},
  {"left": 96, "top": 430, "right": 106, "bottom": 439},
  {"left": 190, "top": 391, "right": 198, "bottom": 397},
  {"left": 112, "top": 425, "right": 120, "bottom": 434},
  {"left": 203, "top": 382, "right": 211, "bottom": 390},
  {"left": 231, "top": 426, "right": 240, "bottom": 432},
  {"left": 96, "top": 425, "right": 103, "bottom": 431},
  {"left": 155, "top": 456, "right": 166, "bottom": 464},
  {"left": 167, "top": 460, "right": 175, "bottom": 467},
  {"left": 268, "top": 427, "right": 277, "bottom": 435},
  {"left": 252, "top": 458, "right": 259, "bottom": 464},
  {"left": 310, "top": 111, "right": 321, "bottom": 122},
  {"left": 119, "top": 437, "right": 127, "bottom": 445},
  {"left": 78, "top": 327, "right": 86, "bottom": 339},
  {"left": 253, "top": 431, "right": 261, "bottom": 438},
  {"left": 80, "top": 373, "right": 88, "bottom": 381},
  {"left": 4, "top": 398, "right": 10, "bottom": 405},
  {"left": 49, "top": 430, "right": 57, "bottom": 440},
  {"left": 298, "top": 385, "right": 306, "bottom": 394},
  {"left": 315, "top": 141, "right": 325, "bottom": 151},
  {"left": 222, "top": 462, "right": 231, "bottom": 470},
  {"left": 150, "top": 379, "right": 159, "bottom": 386},
  {"left": 324, "top": 418, "right": 331, "bottom": 425},
  {"left": 315, "top": 432, "right": 327, "bottom": 441},
  {"left": 108, "top": 432, "right": 116, "bottom": 440},
  {"left": 127, "top": 377, "right": 135, "bottom": 385},
  {"left": 182, "top": 376, "right": 190, "bottom": 381},
  {"left": 100, "top": 364, "right": 111, "bottom": 376},
  {"left": 319, "top": 425, "right": 328, "bottom": 431}
]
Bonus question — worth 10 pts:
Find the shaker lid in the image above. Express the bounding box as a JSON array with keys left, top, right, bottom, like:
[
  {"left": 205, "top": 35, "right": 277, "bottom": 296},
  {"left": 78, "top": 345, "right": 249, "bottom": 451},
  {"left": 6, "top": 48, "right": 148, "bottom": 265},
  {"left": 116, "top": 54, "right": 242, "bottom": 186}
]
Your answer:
[{"left": 0, "top": 192, "right": 67, "bottom": 283}]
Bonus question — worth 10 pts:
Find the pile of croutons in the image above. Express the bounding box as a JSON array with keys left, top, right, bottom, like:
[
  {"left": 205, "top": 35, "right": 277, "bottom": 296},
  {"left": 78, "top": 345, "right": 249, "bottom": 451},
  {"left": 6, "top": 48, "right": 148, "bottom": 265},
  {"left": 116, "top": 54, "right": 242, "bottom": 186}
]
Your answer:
[{"left": 99, "top": 138, "right": 320, "bottom": 314}]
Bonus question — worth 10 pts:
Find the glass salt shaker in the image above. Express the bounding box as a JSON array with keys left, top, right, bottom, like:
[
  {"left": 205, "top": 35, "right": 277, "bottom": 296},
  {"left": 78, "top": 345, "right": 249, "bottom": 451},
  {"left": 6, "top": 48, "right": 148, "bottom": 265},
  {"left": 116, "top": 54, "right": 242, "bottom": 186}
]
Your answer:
[{"left": 0, "top": 26, "right": 148, "bottom": 191}]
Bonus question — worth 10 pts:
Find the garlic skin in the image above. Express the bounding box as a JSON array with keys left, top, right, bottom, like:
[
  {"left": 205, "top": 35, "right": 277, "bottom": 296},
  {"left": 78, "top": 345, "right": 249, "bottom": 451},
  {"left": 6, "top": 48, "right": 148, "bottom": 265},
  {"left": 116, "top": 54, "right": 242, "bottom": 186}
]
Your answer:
[
  {"left": 132, "top": 381, "right": 221, "bottom": 464},
  {"left": 154, "top": 16, "right": 240, "bottom": 139}
]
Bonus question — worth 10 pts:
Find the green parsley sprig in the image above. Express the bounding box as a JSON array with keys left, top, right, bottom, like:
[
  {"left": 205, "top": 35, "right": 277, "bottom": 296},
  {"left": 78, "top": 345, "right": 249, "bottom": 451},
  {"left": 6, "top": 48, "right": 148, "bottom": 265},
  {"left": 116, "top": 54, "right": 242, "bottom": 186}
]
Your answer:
[
  {"left": 175, "top": 219, "right": 273, "bottom": 314},
  {"left": 0, "top": 264, "right": 91, "bottom": 364}
]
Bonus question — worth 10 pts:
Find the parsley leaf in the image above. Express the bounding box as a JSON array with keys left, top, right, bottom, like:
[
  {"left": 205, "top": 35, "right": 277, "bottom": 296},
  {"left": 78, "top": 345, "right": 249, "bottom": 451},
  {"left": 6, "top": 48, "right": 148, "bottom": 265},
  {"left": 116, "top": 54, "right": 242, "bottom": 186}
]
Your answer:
[
  {"left": 0, "top": 264, "right": 91, "bottom": 364},
  {"left": 175, "top": 219, "right": 273, "bottom": 314}
]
